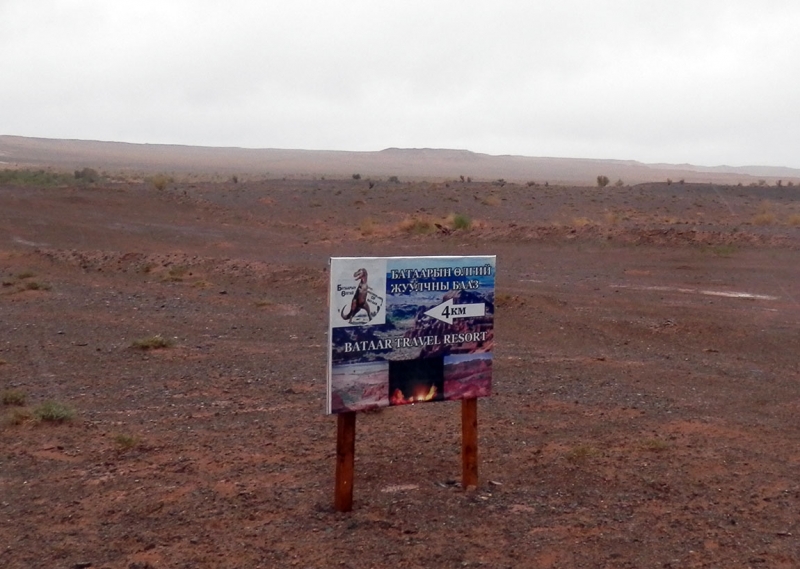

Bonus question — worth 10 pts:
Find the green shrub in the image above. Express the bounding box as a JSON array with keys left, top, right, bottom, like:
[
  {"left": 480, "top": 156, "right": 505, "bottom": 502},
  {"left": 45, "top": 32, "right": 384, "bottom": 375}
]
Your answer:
[
  {"left": 451, "top": 213, "right": 471, "bottom": 230},
  {"left": 34, "top": 401, "right": 76, "bottom": 423},
  {"left": 0, "top": 169, "right": 74, "bottom": 187}
]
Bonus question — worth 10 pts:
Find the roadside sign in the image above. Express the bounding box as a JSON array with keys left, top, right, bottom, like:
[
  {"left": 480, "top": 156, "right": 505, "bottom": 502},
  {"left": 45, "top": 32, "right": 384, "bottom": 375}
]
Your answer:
[{"left": 327, "top": 255, "right": 495, "bottom": 414}]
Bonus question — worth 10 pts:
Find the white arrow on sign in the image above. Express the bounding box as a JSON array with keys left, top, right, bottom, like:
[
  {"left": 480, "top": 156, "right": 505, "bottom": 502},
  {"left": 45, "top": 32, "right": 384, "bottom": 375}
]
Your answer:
[{"left": 424, "top": 298, "right": 485, "bottom": 324}]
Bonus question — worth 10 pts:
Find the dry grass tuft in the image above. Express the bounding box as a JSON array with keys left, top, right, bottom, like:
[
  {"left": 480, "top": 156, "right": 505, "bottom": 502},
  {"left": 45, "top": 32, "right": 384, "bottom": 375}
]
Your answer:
[
  {"left": 2, "top": 390, "right": 26, "bottom": 406},
  {"left": 753, "top": 201, "right": 776, "bottom": 225},
  {"left": 359, "top": 218, "right": 376, "bottom": 236},
  {"left": 4, "top": 407, "right": 33, "bottom": 426},
  {"left": 604, "top": 211, "right": 620, "bottom": 225},
  {"left": 131, "top": 334, "right": 173, "bottom": 350},
  {"left": 572, "top": 217, "right": 593, "bottom": 228},
  {"left": 566, "top": 444, "right": 597, "bottom": 463},
  {"left": 114, "top": 433, "right": 140, "bottom": 451},
  {"left": 641, "top": 438, "right": 670, "bottom": 452},
  {"left": 399, "top": 216, "right": 434, "bottom": 235}
]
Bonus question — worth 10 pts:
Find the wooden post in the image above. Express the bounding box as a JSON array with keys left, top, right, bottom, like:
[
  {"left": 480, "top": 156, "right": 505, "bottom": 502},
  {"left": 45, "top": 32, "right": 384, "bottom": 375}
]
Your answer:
[
  {"left": 334, "top": 411, "right": 356, "bottom": 512},
  {"left": 461, "top": 397, "right": 478, "bottom": 489}
]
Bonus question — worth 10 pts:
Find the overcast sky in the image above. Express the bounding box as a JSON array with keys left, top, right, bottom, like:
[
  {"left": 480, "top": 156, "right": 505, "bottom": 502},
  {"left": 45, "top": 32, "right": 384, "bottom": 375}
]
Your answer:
[{"left": 2, "top": 1, "right": 799, "bottom": 168}]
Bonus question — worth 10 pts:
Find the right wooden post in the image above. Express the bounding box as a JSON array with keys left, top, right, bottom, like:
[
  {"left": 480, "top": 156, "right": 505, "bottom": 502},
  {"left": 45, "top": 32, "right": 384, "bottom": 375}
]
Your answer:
[{"left": 461, "top": 397, "right": 479, "bottom": 489}]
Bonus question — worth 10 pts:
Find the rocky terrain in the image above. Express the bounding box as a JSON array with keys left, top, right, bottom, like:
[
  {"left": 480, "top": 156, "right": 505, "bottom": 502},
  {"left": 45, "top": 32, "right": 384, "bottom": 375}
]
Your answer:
[{"left": 1, "top": 173, "right": 799, "bottom": 568}]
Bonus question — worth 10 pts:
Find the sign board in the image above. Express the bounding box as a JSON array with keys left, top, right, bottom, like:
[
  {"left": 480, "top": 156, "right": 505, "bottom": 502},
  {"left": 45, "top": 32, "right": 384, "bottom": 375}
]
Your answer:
[{"left": 327, "top": 255, "right": 495, "bottom": 414}]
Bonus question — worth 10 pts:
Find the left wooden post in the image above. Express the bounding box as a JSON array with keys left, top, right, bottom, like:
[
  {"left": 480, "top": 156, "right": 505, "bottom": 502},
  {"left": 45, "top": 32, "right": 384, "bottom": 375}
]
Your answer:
[{"left": 334, "top": 411, "right": 357, "bottom": 512}]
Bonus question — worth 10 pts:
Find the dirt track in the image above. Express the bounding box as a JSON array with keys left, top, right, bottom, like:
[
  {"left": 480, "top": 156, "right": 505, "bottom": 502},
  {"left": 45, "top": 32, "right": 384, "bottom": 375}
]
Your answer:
[{"left": 1, "top": 178, "right": 799, "bottom": 568}]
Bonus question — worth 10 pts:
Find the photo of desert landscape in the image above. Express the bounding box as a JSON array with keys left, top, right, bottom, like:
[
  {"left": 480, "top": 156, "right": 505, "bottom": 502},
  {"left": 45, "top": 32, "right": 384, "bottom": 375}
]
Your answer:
[{"left": 3, "top": 1, "right": 800, "bottom": 567}]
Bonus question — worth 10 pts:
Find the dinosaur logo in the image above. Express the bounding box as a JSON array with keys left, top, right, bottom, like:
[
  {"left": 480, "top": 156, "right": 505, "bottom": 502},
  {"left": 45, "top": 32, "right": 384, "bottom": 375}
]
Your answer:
[
  {"left": 341, "top": 268, "right": 381, "bottom": 323},
  {"left": 331, "top": 260, "right": 386, "bottom": 328}
]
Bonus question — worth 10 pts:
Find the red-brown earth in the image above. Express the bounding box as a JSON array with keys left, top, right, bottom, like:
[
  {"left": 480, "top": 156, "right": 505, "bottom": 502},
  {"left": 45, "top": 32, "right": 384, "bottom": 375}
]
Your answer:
[{"left": 1, "top": 176, "right": 799, "bottom": 568}]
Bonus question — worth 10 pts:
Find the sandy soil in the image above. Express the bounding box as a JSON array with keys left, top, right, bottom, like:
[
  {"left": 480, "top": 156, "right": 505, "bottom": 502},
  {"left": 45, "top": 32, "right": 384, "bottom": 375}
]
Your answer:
[{"left": 1, "top": 177, "right": 799, "bottom": 568}]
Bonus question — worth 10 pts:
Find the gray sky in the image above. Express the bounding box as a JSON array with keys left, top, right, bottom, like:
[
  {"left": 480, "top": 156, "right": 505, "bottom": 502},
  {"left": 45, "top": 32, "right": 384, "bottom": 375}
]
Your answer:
[{"left": 2, "top": 1, "right": 799, "bottom": 168}]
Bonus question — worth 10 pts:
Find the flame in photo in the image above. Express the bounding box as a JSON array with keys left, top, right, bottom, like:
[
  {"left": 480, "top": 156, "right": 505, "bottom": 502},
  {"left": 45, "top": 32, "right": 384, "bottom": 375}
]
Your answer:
[{"left": 390, "top": 385, "right": 438, "bottom": 405}]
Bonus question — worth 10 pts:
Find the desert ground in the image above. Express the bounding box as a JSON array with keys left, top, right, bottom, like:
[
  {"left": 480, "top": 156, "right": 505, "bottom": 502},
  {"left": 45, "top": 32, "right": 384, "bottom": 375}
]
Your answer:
[{"left": 1, "top": 173, "right": 800, "bottom": 568}]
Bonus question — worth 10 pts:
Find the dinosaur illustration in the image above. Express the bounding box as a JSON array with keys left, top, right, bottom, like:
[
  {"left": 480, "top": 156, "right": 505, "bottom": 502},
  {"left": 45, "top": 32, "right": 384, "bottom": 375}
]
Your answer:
[{"left": 341, "top": 268, "right": 380, "bottom": 322}]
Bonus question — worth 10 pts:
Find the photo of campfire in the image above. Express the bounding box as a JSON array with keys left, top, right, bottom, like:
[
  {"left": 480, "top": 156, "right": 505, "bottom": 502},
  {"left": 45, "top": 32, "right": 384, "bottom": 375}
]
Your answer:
[
  {"left": 388, "top": 357, "right": 445, "bottom": 406},
  {"left": 329, "top": 361, "right": 389, "bottom": 414},
  {"left": 443, "top": 353, "right": 492, "bottom": 400}
]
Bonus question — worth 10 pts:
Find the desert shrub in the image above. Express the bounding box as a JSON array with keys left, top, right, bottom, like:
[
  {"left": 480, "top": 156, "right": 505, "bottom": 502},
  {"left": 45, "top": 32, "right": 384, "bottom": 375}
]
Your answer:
[
  {"left": 481, "top": 195, "right": 501, "bottom": 206},
  {"left": 115, "top": 433, "right": 139, "bottom": 450},
  {"left": 388, "top": 176, "right": 400, "bottom": 183},
  {"left": 359, "top": 218, "right": 376, "bottom": 236},
  {"left": 151, "top": 174, "right": 172, "bottom": 190},
  {"left": 4, "top": 407, "right": 33, "bottom": 426},
  {"left": 131, "top": 334, "right": 173, "bottom": 350},
  {"left": 615, "top": 179, "right": 624, "bottom": 187},
  {"left": 23, "top": 280, "right": 51, "bottom": 291},
  {"left": 352, "top": 173, "right": 361, "bottom": 180},
  {"left": 17, "top": 271, "right": 35, "bottom": 279},
  {"left": 572, "top": 217, "right": 593, "bottom": 227},
  {"left": 566, "top": 444, "right": 597, "bottom": 463},
  {"left": 707, "top": 244, "right": 737, "bottom": 257},
  {"left": 163, "top": 265, "right": 188, "bottom": 282},
  {"left": 641, "top": 438, "right": 669, "bottom": 452},
  {"left": 0, "top": 168, "right": 74, "bottom": 187},
  {"left": 34, "top": 401, "right": 76, "bottom": 423},
  {"left": 399, "top": 216, "right": 434, "bottom": 235},
  {"left": 451, "top": 213, "right": 471, "bottom": 230},
  {"left": 74, "top": 167, "right": 99, "bottom": 183},
  {"left": 231, "top": 175, "right": 238, "bottom": 184},
  {"left": 753, "top": 201, "right": 776, "bottom": 225},
  {"left": 753, "top": 213, "right": 775, "bottom": 225},
  {"left": 666, "top": 178, "right": 672, "bottom": 185},
  {"left": 787, "top": 214, "right": 800, "bottom": 226},
  {"left": 596, "top": 175, "right": 610, "bottom": 188},
  {"left": 2, "top": 390, "right": 26, "bottom": 406}
]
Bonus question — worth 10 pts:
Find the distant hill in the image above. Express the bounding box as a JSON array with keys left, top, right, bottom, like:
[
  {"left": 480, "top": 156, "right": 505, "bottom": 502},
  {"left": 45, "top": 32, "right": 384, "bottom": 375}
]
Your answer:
[{"left": 2, "top": 135, "right": 799, "bottom": 185}]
